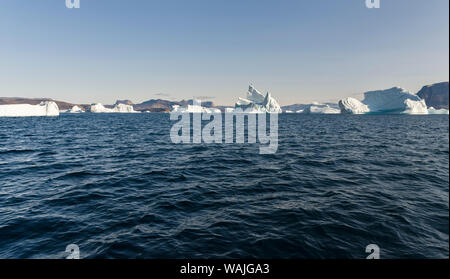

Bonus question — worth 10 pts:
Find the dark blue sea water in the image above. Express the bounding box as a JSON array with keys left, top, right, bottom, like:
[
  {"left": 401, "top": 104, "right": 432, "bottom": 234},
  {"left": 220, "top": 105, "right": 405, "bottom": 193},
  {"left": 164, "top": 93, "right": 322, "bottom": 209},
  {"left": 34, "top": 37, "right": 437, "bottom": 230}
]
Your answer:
[{"left": 0, "top": 114, "right": 448, "bottom": 259}]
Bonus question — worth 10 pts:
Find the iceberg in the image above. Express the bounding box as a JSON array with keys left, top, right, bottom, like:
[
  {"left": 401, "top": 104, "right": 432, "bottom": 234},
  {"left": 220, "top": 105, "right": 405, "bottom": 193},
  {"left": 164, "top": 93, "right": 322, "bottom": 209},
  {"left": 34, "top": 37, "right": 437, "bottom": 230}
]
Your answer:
[
  {"left": 171, "top": 104, "right": 221, "bottom": 113},
  {"left": 69, "top": 105, "right": 84, "bottom": 113},
  {"left": 90, "top": 103, "right": 138, "bottom": 113},
  {"left": 282, "top": 102, "right": 339, "bottom": 114},
  {"left": 428, "top": 107, "right": 449, "bottom": 115},
  {"left": 234, "top": 85, "right": 282, "bottom": 113},
  {"left": 113, "top": 103, "right": 138, "bottom": 113},
  {"left": 338, "top": 98, "right": 370, "bottom": 114},
  {"left": 90, "top": 103, "right": 113, "bottom": 113},
  {"left": 0, "top": 101, "right": 59, "bottom": 117},
  {"left": 300, "top": 103, "right": 340, "bottom": 114},
  {"left": 339, "top": 87, "right": 428, "bottom": 114}
]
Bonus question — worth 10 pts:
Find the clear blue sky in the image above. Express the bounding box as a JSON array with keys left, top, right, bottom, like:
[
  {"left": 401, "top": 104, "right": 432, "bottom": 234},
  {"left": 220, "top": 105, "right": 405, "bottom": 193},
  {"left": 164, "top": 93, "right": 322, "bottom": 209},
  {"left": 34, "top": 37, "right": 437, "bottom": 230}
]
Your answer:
[{"left": 0, "top": 0, "right": 448, "bottom": 105}]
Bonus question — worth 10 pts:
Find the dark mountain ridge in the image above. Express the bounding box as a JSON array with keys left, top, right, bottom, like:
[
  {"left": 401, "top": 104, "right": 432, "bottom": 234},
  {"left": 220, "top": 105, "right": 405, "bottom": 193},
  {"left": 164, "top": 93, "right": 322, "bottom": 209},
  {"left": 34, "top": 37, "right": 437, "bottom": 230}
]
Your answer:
[{"left": 417, "top": 81, "right": 449, "bottom": 109}]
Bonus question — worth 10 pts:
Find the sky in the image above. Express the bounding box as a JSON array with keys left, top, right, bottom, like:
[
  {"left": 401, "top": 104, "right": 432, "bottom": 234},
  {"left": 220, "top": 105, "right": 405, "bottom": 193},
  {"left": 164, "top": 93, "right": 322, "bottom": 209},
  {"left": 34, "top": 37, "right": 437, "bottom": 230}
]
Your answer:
[{"left": 0, "top": 0, "right": 448, "bottom": 106}]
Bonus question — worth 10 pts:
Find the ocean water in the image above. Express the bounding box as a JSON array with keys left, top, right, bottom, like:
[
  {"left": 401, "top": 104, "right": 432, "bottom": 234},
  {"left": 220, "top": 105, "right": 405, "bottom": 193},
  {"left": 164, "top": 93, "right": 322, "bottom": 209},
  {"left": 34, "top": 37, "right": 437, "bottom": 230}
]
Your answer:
[{"left": 0, "top": 114, "right": 448, "bottom": 259}]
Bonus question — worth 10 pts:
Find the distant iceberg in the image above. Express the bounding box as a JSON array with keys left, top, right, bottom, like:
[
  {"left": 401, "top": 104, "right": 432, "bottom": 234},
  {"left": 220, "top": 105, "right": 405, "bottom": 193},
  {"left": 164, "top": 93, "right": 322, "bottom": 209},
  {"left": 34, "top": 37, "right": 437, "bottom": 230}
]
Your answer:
[
  {"left": 171, "top": 104, "right": 221, "bottom": 113},
  {"left": 90, "top": 103, "right": 113, "bottom": 113},
  {"left": 300, "top": 102, "right": 340, "bottom": 114},
  {"left": 428, "top": 107, "right": 449, "bottom": 115},
  {"left": 0, "top": 101, "right": 59, "bottom": 117},
  {"left": 113, "top": 103, "right": 138, "bottom": 113},
  {"left": 90, "top": 103, "right": 138, "bottom": 113},
  {"left": 234, "top": 85, "right": 282, "bottom": 113},
  {"left": 339, "top": 87, "right": 428, "bottom": 114},
  {"left": 68, "top": 105, "right": 84, "bottom": 113}
]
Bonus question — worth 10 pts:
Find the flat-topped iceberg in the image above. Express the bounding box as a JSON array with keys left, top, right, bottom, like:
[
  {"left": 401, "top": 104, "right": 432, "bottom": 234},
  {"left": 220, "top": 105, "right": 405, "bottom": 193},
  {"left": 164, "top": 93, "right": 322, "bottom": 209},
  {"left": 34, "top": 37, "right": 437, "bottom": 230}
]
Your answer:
[
  {"left": 339, "top": 87, "right": 428, "bottom": 114},
  {"left": 0, "top": 101, "right": 59, "bottom": 117},
  {"left": 234, "top": 85, "right": 282, "bottom": 113},
  {"left": 428, "top": 107, "right": 449, "bottom": 114},
  {"left": 300, "top": 103, "right": 340, "bottom": 114},
  {"left": 113, "top": 103, "right": 138, "bottom": 113},
  {"left": 90, "top": 103, "right": 138, "bottom": 113}
]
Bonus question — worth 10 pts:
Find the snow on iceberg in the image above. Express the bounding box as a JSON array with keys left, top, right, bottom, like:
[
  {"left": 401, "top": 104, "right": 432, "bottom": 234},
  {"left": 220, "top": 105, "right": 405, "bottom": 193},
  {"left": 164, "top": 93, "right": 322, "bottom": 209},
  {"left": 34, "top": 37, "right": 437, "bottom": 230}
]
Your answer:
[
  {"left": 0, "top": 101, "right": 59, "bottom": 117},
  {"left": 234, "top": 85, "right": 282, "bottom": 113},
  {"left": 90, "top": 103, "right": 138, "bottom": 113},
  {"left": 339, "top": 87, "right": 428, "bottom": 114}
]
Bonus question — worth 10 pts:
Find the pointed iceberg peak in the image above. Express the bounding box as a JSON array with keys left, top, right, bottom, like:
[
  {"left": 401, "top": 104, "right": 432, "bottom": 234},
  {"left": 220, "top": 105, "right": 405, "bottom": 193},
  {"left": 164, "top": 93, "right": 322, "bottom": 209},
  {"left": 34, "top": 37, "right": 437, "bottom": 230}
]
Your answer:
[
  {"left": 235, "top": 84, "right": 282, "bottom": 113},
  {"left": 247, "top": 84, "right": 266, "bottom": 104}
]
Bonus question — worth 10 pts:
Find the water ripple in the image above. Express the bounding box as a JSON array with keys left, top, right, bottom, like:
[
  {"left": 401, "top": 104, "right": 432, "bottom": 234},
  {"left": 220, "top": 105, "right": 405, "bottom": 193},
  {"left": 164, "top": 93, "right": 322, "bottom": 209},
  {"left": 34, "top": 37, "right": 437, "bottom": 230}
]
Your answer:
[{"left": 0, "top": 114, "right": 448, "bottom": 258}]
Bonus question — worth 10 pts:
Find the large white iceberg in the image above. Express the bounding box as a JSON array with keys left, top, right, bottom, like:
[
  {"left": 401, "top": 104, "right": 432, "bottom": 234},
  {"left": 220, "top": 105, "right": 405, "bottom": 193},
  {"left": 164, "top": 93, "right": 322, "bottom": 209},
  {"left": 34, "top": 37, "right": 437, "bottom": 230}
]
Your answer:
[
  {"left": 234, "top": 85, "right": 282, "bottom": 113},
  {"left": 339, "top": 87, "right": 428, "bottom": 114},
  {"left": 0, "top": 101, "right": 59, "bottom": 117},
  {"left": 90, "top": 103, "right": 138, "bottom": 113}
]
